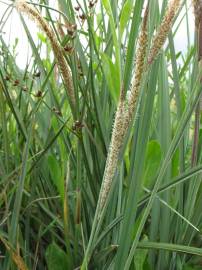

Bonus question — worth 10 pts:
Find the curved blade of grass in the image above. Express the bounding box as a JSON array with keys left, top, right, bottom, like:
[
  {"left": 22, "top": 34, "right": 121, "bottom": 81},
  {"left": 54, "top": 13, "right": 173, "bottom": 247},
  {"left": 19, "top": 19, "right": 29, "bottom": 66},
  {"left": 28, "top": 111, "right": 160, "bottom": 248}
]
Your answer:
[
  {"left": 124, "top": 79, "right": 202, "bottom": 270},
  {"left": 137, "top": 241, "right": 202, "bottom": 257}
]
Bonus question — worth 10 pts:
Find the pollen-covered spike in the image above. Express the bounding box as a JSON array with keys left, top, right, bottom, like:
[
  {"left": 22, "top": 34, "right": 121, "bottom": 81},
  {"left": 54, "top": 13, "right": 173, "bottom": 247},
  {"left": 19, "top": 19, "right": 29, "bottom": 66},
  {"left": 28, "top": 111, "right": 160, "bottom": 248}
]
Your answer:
[{"left": 148, "top": 0, "right": 181, "bottom": 65}]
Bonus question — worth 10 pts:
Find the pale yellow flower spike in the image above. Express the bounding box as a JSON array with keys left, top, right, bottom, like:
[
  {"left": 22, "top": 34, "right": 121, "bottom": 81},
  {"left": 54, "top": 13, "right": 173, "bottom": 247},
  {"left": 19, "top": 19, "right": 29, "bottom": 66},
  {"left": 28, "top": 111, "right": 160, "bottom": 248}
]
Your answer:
[
  {"left": 99, "top": 5, "right": 149, "bottom": 210},
  {"left": 128, "top": 4, "right": 149, "bottom": 121},
  {"left": 148, "top": 0, "right": 181, "bottom": 65},
  {"left": 15, "top": 0, "right": 76, "bottom": 108},
  {"left": 99, "top": 96, "right": 126, "bottom": 209}
]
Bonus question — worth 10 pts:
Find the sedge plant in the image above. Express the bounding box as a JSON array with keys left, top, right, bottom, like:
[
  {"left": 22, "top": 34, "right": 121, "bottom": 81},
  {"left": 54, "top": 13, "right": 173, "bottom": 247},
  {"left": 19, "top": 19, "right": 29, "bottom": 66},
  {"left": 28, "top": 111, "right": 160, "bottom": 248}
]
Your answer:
[{"left": 0, "top": 0, "right": 202, "bottom": 270}]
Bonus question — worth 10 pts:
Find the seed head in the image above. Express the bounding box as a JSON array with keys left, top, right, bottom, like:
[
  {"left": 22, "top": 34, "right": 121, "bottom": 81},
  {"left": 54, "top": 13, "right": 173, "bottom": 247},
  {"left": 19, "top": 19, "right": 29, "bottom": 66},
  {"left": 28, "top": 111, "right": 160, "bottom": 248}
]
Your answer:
[
  {"left": 98, "top": 3, "right": 149, "bottom": 211},
  {"left": 148, "top": 0, "right": 181, "bottom": 65},
  {"left": 193, "top": 0, "right": 202, "bottom": 27},
  {"left": 15, "top": 0, "right": 76, "bottom": 109},
  {"left": 99, "top": 98, "right": 127, "bottom": 209},
  {"left": 128, "top": 5, "right": 148, "bottom": 120}
]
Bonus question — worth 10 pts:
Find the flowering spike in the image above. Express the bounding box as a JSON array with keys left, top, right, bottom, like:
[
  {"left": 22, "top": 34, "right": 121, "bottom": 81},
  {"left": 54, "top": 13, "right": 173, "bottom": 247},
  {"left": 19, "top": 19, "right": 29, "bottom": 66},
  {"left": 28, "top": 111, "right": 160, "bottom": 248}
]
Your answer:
[
  {"left": 148, "top": 0, "right": 181, "bottom": 65},
  {"left": 15, "top": 0, "right": 76, "bottom": 108}
]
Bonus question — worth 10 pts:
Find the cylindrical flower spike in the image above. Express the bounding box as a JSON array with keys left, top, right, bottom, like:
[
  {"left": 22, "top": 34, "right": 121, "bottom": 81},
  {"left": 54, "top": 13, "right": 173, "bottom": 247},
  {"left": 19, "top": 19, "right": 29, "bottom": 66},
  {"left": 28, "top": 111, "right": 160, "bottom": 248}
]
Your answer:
[
  {"left": 99, "top": 95, "right": 126, "bottom": 209},
  {"left": 128, "top": 5, "right": 149, "bottom": 121},
  {"left": 192, "top": 0, "right": 202, "bottom": 28},
  {"left": 15, "top": 0, "right": 76, "bottom": 109},
  {"left": 99, "top": 4, "right": 149, "bottom": 210},
  {"left": 148, "top": 0, "right": 181, "bottom": 65}
]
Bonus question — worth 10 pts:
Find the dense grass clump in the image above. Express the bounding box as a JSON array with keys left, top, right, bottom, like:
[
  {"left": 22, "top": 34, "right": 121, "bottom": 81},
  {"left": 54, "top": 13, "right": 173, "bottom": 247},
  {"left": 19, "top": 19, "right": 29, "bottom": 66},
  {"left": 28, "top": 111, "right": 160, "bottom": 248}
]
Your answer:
[{"left": 0, "top": 0, "right": 202, "bottom": 269}]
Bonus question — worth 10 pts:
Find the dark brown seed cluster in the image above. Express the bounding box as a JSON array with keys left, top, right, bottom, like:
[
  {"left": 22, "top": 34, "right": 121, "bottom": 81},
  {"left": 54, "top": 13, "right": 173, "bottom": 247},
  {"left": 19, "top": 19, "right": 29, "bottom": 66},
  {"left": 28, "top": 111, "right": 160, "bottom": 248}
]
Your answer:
[
  {"left": 4, "top": 74, "right": 27, "bottom": 91},
  {"left": 79, "top": 14, "right": 86, "bottom": 20},
  {"left": 74, "top": 6, "right": 80, "bottom": 12},
  {"left": 5, "top": 75, "right": 10, "bottom": 81},
  {"left": 67, "top": 24, "right": 77, "bottom": 38},
  {"left": 64, "top": 44, "right": 74, "bottom": 54},
  {"left": 33, "top": 71, "right": 41, "bottom": 78},
  {"left": 72, "top": 120, "right": 84, "bottom": 131},
  {"left": 21, "top": 86, "right": 28, "bottom": 92},
  {"left": 35, "top": 90, "right": 42, "bottom": 98},
  {"left": 74, "top": 3, "right": 87, "bottom": 22},
  {"left": 13, "top": 80, "right": 20, "bottom": 86},
  {"left": 88, "top": 0, "right": 98, "bottom": 9},
  {"left": 52, "top": 106, "right": 62, "bottom": 116}
]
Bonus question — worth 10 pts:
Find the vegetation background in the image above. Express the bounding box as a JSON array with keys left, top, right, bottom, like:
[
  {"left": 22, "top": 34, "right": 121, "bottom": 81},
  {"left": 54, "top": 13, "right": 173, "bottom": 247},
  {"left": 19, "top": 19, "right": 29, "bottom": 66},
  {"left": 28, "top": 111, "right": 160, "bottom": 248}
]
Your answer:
[{"left": 0, "top": 0, "right": 202, "bottom": 269}]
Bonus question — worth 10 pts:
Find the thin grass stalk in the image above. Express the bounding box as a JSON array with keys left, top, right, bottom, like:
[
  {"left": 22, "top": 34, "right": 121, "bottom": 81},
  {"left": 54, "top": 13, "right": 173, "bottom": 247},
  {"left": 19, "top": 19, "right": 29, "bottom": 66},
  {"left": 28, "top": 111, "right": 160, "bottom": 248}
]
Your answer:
[{"left": 63, "top": 161, "right": 72, "bottom": 268}]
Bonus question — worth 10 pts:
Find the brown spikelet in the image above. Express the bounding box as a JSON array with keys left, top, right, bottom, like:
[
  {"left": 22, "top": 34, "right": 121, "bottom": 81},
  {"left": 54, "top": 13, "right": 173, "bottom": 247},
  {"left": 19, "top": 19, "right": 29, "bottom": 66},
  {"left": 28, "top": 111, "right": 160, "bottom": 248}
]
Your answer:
[
  {"left": 128, "top": 4, "right": 149, "bottom": 121},
  {"left": 192, "top": 0, "right": 202, "bottom": 28},
  {"left": 15, "top": 0, "right": 76, "bottom": 108},
  {"left": 0, "top": 237, "right": 28, "bottom": 270},
  {"left": 148, "top": 0, "right": 181, "bottom": 65},
  {"left": 57, "top": 21, "right": 65, "bottom": 39},
  {"left": 192, "top": 0, "right": 202, "bottom": 60}
]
